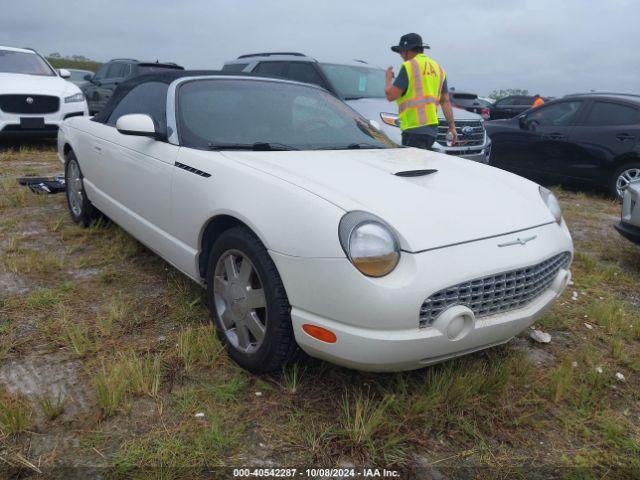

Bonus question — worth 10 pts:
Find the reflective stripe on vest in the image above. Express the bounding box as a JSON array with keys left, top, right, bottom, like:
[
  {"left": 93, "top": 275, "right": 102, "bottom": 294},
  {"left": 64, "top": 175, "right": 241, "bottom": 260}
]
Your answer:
[{"left": 396, "top": 54, "right": 444, "bottom": 131}]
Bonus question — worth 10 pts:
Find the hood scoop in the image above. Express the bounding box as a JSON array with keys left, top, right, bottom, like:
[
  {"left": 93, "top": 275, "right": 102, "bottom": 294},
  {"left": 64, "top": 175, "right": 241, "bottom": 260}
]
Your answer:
[{"left": 394, "top": 169, "right": 438, "bottom": 178}]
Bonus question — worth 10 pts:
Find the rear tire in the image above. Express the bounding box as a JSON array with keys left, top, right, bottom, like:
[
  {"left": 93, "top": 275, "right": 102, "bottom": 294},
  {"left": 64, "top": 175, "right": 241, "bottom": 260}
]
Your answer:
[
  {"left": 65, "top": 151, "right": 99, "bottom": 227},
  {"left": 205, "top": 226, "right": 299, "bottom": 373},
  {"left": 610, "top": 163, "right": 640, "bottom": 199}
]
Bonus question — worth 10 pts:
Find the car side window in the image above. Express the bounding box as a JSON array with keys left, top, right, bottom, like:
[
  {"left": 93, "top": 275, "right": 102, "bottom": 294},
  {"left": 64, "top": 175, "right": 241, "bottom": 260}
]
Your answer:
[
  {"left": 584, "top": 101, "right": 640, "bottom": 126},
  {"left": 496, "top": 97, "right": 514, "bottom": 106},
  {"left": 93, "top": 64, "right": 108, "bottom": 80},
  {"left": 106, "top": 81, "right": 168, "bottom": 132},
  {"left": 526, "top": 101, "right": 582, "bottom": 127},
  {"left": 222, "top": 63, "right": 249, "bottom": 72},
  {"left": 285, "top": 63, "right": 325, "bottom": 88},
  {"left": 253, "top": 61, "right": 287, "bottom": 77},
  {"left": 105, "top": 62, "right": 127, "bottom": 79}
]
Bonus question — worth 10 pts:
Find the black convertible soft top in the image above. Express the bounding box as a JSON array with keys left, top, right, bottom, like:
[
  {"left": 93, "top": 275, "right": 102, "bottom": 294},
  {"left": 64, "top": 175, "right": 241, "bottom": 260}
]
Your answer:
[{"left": 92, "top": 69, "right": 317, "bottom": 123}]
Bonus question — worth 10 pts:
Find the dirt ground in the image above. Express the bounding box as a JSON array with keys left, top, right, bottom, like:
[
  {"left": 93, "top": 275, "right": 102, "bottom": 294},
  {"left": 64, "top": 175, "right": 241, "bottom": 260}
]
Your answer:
[{"left": 1, "top": 142, "right": 639, "bottom": 479}]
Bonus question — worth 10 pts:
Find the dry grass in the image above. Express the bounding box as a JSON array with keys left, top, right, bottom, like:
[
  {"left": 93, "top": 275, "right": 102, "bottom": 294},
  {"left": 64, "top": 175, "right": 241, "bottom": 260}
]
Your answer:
[{"left": 0, "top": 145, "right": 639, "bottom": 477}]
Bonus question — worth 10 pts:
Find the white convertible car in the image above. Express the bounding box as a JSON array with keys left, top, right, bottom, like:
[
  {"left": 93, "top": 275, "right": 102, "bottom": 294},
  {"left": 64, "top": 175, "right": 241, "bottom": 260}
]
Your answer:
[{"left": 57, "top": 71, "right": 573, "bottom": 372}]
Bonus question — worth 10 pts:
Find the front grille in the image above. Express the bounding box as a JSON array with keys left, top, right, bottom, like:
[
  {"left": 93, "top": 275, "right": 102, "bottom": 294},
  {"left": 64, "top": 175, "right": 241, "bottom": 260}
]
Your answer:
[
  {"left": 0, "top": 95, "right": 60, "bottom": 114},
  {"left": 419, "top": 252, "right": 571, "bottom": 328},
  {"left": 437, "top": 119, "right": 485, "bottom": 147}
]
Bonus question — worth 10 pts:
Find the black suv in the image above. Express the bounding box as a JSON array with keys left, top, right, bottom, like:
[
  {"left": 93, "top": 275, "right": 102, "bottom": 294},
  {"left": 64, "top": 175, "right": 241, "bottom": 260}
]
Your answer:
[
  {"left": 486, "top": 93, "right": 640, "bottom": 197},
  {"left": 82, "top": 59, "right": 183, "bottom": 114},
  {"left": 490, "top": 95, "right": 536, "bottom": 119}
]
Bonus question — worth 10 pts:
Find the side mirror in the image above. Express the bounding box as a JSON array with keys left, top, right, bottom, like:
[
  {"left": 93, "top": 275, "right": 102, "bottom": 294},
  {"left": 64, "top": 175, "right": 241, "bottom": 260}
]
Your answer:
[
  {"left": 59, "top": 69, "right": 71, "bottom": 79},
  {"left": 116, "top": 114, "right": 158, "bottom": 138},
  {"left": 518, "top": 115, "right": 527, "bottom": 129},
  {"left": 83, "top": 73, "right": 93, "bottom": 81}
]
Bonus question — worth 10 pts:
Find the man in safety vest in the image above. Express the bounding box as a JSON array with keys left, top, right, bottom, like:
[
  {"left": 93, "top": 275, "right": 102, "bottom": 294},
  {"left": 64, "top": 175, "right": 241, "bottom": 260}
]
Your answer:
[
  {"left": 532, "top": 94, "right": 545, "bottom": 108},
  {"left": 385, "top": 33, "right": 457, "bottom": 149}
]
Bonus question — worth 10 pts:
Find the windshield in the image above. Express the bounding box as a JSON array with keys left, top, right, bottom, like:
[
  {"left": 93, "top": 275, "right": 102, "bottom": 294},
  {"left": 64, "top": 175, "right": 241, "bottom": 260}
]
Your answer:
[
  {"left": 318, "top": 63, "right": 385, "bottom": 99},
  {"left": 0, "top": 50, "right": 55, "bottom": 76},
  {"left": 177, "top": 79, "right": 395, "bottom": 150}
]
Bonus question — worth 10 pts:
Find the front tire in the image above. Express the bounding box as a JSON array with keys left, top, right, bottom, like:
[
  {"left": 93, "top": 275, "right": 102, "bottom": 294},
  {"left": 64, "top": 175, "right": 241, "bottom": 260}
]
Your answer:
[
  {"left": 205, "top": 226, "right": 299, "bottom": 373},
  {"left": 610, "top": 163, "right": 640, "bottom": 199},
  {"left": 65, "top": 151, "right": 99, "bottom": 226}
]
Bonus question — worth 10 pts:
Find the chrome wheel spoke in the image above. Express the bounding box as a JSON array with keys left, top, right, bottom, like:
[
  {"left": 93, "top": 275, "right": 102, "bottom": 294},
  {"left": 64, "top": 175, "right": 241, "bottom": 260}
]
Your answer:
[
  {"left": 221, "top": 309, "right": 236, "bottom": 329},
  {"left": 238, "top": 258, "right": 252, "bottom": 284},
  {"left": 246, "top": 312, "right": 266, "bottom": 342},
  {"left": 235, "top": 323, "right": 251, "bottom": 349},
  {"left": 246, "top": 288, "right": 266, "bottom": 309},
  {"left": 224, "top": 255, "right": 238, "bottom": 280},
  {"left": 213, "top": 276, "right": 227, "bottom": 295}
]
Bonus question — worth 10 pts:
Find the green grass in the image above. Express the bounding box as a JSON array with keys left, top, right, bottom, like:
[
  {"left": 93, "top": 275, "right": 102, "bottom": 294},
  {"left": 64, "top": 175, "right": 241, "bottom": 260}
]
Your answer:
[{"left": 0, "top": 391, "right": 32, "bottom": 435}]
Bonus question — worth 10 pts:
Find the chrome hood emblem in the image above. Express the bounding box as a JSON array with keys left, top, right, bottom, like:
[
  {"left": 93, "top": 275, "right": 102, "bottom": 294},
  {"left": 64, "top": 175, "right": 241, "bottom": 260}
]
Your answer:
[
  {"left": 498, "top": 234, "right": 537, "bottom": 247},
  {"left": 461, "top": 125, "right": 475, "bottom": 136},
  {"left": 26, "top": 97, "right": 34, "bottom": 104}
]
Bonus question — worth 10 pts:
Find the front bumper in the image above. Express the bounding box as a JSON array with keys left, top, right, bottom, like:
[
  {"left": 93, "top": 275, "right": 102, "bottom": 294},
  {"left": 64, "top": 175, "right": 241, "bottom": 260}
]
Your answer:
[
  {"left": 0, "top": 101, "right": 88, "bottom": 138},
  {"left": 271, "top": 221, "right": 572, "bottom": 372},
  {"left": 615, "top": 221, "right": 640, "bottom": 245}
]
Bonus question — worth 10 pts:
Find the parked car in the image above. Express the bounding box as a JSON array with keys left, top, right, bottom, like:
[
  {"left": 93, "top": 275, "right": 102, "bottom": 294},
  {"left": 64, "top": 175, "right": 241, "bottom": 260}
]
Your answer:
[
  {"left": 486, "top": 93, "right": 640, "bottom": 198},
  {"left": 615, "top": 181, "right": 640, "bottom": 244},
  {"left": 0, "top": 45, "right": 88, "bottom": 138},
  {"left": 65, "top": 68, "right": 94, "bottom": 87},
  {"left": 58, "top": 70, "right": 573, "bottom": 372},
  {"left": 82, "top": 58, "right": 183, "bottom": 114},
  {"left": 449, "top": 90, "right": 490, "bottom": 120},
  {"left": 222, "top": 53, "right": 491, "bottom": 163},
  {"left": 490, "top": 95, "right": 536, "bottom": 119}
]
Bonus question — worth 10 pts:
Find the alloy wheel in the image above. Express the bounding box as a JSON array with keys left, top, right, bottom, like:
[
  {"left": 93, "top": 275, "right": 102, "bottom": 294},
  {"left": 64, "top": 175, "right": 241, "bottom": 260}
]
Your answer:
[
  {"left": 616, "top": 168, "right": 640, "bottom": 198},
  {"left": 213, "top": 249, "right": 267, "bottom": 354},
  {"left": 67, "top": 160, "right": 84, "bottom": 217}
]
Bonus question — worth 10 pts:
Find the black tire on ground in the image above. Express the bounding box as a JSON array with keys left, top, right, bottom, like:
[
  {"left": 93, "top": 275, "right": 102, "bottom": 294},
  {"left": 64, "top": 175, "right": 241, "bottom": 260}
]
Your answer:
[
  {"left": 205, "top": 226, "right": 299, "bottom": 373},
  {"left": 64, "top": 151, "right": 100, "bottom": 227},
  {"left": 610, "top": 162, "right": 640, "bottom": 199}
]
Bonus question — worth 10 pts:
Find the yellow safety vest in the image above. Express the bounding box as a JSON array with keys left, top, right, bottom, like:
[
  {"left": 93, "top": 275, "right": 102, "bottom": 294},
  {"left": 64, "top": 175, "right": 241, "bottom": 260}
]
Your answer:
[{"left": 396, "top": 54, "right": 445, "bottom": 130}]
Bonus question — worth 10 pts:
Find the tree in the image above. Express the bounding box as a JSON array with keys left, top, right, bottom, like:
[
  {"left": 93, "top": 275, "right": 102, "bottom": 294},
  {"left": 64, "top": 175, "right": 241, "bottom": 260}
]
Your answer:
[
  {"left": 49, "top": 52, "right": 61, "bottom": 58},
  {"left": 488, "top": 88, "right": 530, "bottom": 100}
]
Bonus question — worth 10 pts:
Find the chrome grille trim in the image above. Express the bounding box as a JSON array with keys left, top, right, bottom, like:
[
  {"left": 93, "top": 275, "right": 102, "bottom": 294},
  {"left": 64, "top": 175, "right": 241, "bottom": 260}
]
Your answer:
[
  {"left": 437, "top": 119, "right": 485, "bottom": 147},
  {"left": 419, "top": 252, "right": 571, "bottom": 328}
]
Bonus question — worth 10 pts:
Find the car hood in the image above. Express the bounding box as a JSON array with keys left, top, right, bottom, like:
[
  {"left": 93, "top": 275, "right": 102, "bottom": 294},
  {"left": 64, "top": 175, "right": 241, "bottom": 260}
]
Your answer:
[
  {"left": 222, "top": 148, "right": 555, "bottom": 253},
  {"left": 345, "top": 97, "right": 482, "bottom": 121},
  {"left": 0, "top": 73, "right": 81, "bottom": 96}
]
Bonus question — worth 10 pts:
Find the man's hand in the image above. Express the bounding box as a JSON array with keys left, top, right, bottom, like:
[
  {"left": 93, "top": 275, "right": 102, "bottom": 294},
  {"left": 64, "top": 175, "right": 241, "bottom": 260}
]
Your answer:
[
  {"left": 385, "top": 66, "right": 394, "bottom": 82},
  {"left": 447, "top": 124, "right": 458, "bottom": 146}
]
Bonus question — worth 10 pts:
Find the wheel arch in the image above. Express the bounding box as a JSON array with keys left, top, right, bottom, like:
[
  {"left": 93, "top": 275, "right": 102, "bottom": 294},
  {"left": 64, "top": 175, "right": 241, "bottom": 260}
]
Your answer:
[
  {"left": 609, "top": 151, "right": 640, "bottom": 174},
  {"left": 198, "top": 214, "right": 269, "bottom": 279},
  {"left": 63, "top": 143, "right": 74, "bottom": 159}
]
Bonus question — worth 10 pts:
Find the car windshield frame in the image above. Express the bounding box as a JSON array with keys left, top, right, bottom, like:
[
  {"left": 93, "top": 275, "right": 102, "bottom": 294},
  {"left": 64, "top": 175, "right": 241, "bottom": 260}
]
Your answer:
[
  {"left": 172, "top": 77, "right": 396, "bottom": 151},
  {"left": 0, "top": 49, "right": 56, "bottom": 77},
  {"left": 318, "top": 63, "right": 386, "bottom": 100}
]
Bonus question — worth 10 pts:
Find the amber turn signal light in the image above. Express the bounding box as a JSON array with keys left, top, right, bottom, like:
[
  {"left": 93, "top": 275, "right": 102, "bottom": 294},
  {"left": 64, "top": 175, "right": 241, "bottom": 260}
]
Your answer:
[{"left": 302, "top": 324, "right": 337, "bottom": 343}]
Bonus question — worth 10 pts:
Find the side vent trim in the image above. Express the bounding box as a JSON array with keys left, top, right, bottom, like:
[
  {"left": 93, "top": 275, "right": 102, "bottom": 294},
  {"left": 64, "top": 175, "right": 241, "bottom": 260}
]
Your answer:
[
  {"left": 394, "top": 169, "right": 438, "bottom": 177},
  {"left": 175, "top": 162, "right": 211, "bottom": 178}
]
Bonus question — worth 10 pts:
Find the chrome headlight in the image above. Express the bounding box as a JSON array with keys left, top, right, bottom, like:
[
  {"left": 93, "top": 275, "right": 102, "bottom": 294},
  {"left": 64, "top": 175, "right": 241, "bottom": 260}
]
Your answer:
[
  {"left": 64, "top": 93, "right": 85, "bottom": 103},
  {"left": 339, "top": 211, "right": 400, "bottom": 277},
  {"left": 380, "top": 112, "right": 400, "bottom": 128},
  {"left": 539, "top": 186, "right": 562, "bottom": 224}
]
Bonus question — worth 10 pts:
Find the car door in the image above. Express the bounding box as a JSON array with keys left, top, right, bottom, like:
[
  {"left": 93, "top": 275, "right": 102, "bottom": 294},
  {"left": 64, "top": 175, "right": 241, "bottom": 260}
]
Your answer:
[
  {"left": 492, "top": 97, "right": 516, "bottom": 119},
  {"left": 83, "top": 63, "right": 108, "bottom": 114},
  {"left": 518, "top": 100, "right": 585, "bottom": 177},
  {"left": 86, "top": 81, "right": 179, "bottom": 253},
  {"left": 95, "top": 62, "right": 129, "bottom": 112},
  {"left": 566, "top": 100, "right": 640, "bottom": 182}
]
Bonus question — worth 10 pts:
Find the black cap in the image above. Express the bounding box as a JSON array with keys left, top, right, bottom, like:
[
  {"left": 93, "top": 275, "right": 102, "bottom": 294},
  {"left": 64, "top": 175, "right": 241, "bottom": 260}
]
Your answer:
[{"left": 391, "top": 33, "right": 430, "bottom": 53}]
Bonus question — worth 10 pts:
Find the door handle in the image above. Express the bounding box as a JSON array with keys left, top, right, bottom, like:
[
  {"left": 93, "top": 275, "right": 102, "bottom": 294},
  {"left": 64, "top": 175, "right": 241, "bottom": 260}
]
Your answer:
[
  {"left": 544, "top": 133, "right": 565, "bottom": 140},
  {"left": 616, "top": 133, "right": 635, "bottom": 141}
]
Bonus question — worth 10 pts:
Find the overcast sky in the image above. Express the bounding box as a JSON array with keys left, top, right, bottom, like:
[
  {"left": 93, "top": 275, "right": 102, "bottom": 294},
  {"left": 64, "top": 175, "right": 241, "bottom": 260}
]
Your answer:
[{"left": 1, "top": 0, "right": 638, "bottom": 97}]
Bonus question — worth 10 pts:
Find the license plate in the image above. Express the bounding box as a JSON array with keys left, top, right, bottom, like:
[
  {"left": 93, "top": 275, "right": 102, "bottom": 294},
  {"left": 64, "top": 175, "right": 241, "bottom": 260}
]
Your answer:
[{"left": 20, "top": 117, "right": 45, "bottom": 129}]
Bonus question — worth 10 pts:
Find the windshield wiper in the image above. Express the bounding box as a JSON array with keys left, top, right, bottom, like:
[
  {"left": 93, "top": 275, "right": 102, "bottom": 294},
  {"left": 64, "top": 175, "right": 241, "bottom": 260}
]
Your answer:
[
  {"left": 207, "top": 142, "right": 298, "bottom": 151},
  {"left": 344, "top": 96, "right": 365, "bottom": 100},
  {"left": 345, "top": 143, "right": 384, "bottom": 149}
]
